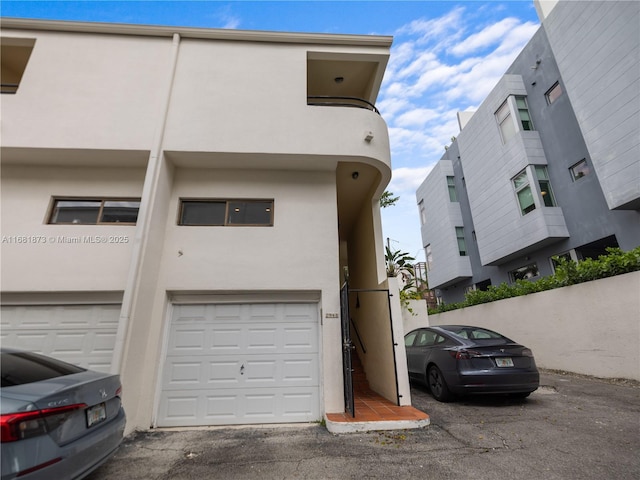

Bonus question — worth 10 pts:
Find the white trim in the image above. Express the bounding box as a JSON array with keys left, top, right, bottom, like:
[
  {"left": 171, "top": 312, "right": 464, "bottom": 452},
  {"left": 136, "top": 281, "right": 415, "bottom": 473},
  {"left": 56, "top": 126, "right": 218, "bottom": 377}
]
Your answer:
[
  {"left": 0, "top": 291, "right": 123, "bottom": 305},
  {"left": 169, "top": 291, "right": 321, "bottom": 305},
  {"left": 0, "top": 18, "right": 393, "bottom": 47}
]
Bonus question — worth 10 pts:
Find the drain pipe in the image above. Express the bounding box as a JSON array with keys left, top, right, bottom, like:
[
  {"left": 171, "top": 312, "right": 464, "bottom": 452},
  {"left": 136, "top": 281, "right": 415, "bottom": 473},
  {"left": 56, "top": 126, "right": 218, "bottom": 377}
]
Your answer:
[{"left": 110, "top": 32, "right": 181, "bottom": 374}]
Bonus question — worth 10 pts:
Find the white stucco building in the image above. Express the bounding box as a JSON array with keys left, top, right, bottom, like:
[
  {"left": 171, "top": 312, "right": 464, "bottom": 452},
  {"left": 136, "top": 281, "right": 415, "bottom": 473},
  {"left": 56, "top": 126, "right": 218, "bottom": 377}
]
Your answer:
[{"left": 1, "top": 19, "right": 414, "bottom": 432}]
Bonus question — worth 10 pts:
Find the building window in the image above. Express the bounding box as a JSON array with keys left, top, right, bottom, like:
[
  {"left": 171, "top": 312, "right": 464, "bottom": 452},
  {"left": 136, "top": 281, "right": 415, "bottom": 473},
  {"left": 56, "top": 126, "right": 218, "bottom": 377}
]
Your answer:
[
  {"left": 515, "top": 96, "right": 533, "bottom": 130},
  {"left": 1, "top": 38, "right": 35, "bottom": 94},
  {"left": 513, "top": 170, "right": 535, "bottom": 215},
  {"left": 550, "top": 250, "right": 578, "bottom": 273},
  {"left": 179, "top": 199, "right": 274, "bottom": 226},
  {"left": 570, "top": 159, "right": 590, "bottom": 181},
  {"left": 49, "top": 198, "right": 140, "bottom": 224},
  {"left": 425, "top": 244, "right": 433, "bottom": 271},
  {"left": 418, "top": 200, "right": 426, "bottom": 225},
  {"left": 509, "top": 263, "right": 539, "bottom": 282},
  {"left": 535, "top": 166, "right": 556, "bottom": 207},
  {"left": 447, "top": 176, "right": 458, "bottom": 202},
  {"left": 496, "top": 100, "right": 516, "bottom": 144},
  {"left": 455, "top": 227, "right": 466, "bottom": 256},
  {"left": 545, "top": 82, "right": 563, "bottom": 104},
  {"left": 544, "top": 82, "right": 563, "bottom": 105}
]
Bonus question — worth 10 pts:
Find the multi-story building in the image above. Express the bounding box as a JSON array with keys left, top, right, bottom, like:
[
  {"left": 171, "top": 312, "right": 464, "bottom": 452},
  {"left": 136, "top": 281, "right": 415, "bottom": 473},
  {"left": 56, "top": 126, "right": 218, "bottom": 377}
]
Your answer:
[
  {"left": 416, "top": 0, "right": 640, "bottom": 304},
  {"left": 1, "top": 18, "right": 415, "bottom": 432}
]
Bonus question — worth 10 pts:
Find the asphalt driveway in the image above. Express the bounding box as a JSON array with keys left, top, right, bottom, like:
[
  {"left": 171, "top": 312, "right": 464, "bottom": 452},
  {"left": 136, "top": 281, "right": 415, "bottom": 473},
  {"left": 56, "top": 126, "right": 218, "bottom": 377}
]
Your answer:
[{"left": 87, "top": 371, "right": 639, "bottom": 479}]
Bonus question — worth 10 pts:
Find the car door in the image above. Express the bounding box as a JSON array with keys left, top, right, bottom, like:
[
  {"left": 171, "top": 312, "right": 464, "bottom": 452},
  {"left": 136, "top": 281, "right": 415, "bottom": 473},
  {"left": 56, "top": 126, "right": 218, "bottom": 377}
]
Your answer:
[{"left": 405, "top": 329, "right": 438, "bottom": 379}]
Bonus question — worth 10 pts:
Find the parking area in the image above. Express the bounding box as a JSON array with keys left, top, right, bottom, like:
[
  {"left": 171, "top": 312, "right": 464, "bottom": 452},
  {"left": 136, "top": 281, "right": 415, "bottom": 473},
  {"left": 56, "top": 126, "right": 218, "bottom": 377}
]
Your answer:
[{"left": 87, "top": 371, "right": 639, "bottom": 479}]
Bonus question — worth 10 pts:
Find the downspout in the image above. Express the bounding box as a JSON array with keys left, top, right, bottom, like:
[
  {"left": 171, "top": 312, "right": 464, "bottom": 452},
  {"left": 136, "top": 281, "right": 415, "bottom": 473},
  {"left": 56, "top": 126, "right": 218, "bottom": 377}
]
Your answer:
[{"left": 111, "top": 32, "right": 181, "bottom": 374}]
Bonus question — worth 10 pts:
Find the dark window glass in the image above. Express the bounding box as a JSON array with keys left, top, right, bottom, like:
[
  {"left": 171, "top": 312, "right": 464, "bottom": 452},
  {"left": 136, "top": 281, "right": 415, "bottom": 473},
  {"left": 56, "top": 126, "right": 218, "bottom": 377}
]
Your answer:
[
  {"left": 509, "top": 263, "right": 540, "bottom": 282},
  {"left": 179, "top": 200, "right": 273, "bottom": 226},
  {"left": 227, "top": 201, "right": 273, "bottom": 225},
  {"left": 442, "top": 326, "right": 506, "bottom": 341},
  {"left": 516, "top": 96, "right": 533, "bottom": 130},
  {"left": 180, "top": 201, "right": 226, "bottom": 225},
  {"left": 50, "top": 199, "right": 140, "bottom": 224},
  {"left": 404, "top": 332, "right": 418, "bottom": 347},
  {"left": 1, "top": 351, "right": 86, "bottom": 387},
  {"left": 570, "top": 159, "right": 590, "bottom": 181},
  {"left": 456, "top": 227, "right": 467, "bottom": 256},
  {"left": 101, "top": 201, "right": 140, "bottom": 223},
  {"left": 51, "top": 200, "right": 101, "bottom": 224}
]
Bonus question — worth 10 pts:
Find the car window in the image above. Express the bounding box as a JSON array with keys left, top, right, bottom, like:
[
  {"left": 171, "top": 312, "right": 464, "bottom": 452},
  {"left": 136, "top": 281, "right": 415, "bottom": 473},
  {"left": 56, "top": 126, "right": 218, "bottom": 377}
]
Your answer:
[
  {"left": 404, "top": 331, "right": 418, "bottom": 347},
  {"left": 415, "top": 330, "right": 438, "bottom": 347},
  {"left": 1, "top": 351, "right": 86, "bottom": 387},
  {"left": 442, "top": 326, "right": 506, "bottom": 341}
]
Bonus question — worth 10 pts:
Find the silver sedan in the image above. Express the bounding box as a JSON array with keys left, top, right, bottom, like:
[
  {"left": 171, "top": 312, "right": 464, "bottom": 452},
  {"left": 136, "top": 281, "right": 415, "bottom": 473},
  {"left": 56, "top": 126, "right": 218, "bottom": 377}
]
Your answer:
[{"left": 1, "top": 348, "right": 125, "bottom": 479}]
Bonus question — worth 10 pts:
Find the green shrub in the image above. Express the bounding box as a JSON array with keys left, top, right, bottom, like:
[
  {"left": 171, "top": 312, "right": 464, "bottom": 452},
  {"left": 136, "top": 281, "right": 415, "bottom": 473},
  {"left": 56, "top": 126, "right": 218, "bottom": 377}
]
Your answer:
[{"left": 428, "top": 246, "right": 640, "bottom": 314}]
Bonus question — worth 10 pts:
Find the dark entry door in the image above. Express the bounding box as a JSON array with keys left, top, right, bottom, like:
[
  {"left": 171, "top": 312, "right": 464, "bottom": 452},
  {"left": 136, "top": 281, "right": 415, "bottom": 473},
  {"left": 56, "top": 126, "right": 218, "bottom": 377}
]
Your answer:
[{"left": 340, "top": 282, "right": 355, "bottom": 417}]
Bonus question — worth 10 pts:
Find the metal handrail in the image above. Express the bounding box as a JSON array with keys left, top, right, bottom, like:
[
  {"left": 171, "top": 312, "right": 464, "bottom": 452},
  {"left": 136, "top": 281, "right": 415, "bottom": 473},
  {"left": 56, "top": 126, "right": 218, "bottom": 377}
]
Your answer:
[
  {"left": 307, "top": 95, "right": 380, "bottom": 115},
  {"left": 350, "top": 317, "right": 367, "bottom": 354}
]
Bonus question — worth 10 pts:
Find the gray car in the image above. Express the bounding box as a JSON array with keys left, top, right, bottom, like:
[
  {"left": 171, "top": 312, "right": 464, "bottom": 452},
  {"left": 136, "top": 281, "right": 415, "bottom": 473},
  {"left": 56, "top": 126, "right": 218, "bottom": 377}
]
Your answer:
[
  {"left": 405, "top": 325, "right": 539, "bottom": 401},
  {"left": 1, "top": 348, "right": 125, "bottom": 479}
]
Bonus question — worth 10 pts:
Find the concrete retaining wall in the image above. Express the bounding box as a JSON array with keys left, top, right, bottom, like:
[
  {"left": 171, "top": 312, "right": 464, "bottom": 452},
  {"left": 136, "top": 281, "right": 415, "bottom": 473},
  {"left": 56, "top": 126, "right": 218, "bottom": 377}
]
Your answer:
[{"left": 427, "top": 271, "right": 640, "bottom": 381}]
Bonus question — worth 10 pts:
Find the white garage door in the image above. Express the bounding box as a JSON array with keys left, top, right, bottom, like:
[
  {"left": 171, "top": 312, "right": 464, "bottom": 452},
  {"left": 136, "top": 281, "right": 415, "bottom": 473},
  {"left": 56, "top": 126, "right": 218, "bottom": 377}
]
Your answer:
[
  {"left": 157, "top": 302, "right": 320, "bottom": 427},
  {"left": 0, "top": 304, "right": 120, "bottom": 373}
]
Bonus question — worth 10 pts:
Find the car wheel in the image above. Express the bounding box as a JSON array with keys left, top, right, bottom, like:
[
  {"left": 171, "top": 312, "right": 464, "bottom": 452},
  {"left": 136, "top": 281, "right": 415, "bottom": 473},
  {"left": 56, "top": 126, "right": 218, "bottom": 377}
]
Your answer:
[{"left": 428, "top": 365, "right": 452, "bottom": 402}]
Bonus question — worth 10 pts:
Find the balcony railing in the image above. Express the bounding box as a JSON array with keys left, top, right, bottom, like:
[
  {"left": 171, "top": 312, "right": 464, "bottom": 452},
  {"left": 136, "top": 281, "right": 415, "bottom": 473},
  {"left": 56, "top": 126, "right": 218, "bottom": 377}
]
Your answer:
[
  {"left": 1, "top": 84, "right": 19, "bottom": 94},
  {"left": 307, "top": 95, "right": 380, "bottom": 115}
]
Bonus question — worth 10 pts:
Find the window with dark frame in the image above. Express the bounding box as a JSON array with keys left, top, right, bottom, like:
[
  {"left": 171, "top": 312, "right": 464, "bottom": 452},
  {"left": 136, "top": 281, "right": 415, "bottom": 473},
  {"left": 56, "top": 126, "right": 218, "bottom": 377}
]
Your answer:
[
  {"left": 545, "top": 82, "right": 563, "bottom": 105},
  {"left": 49, "top": 198, "right": 140, "bottom": 224},
  {"left": 509, "top": 263, "right": 539, "bottom": 282},
  {"left": 570, "top": 159, "right": 590, "bottom": 181},
  {"left": 456, "top": 227, "right": 467, "bottom": 256},
  {"left": 179, "top": 199, "right": 274, "bottom": 226},
  {"left": 515, "top": 96, "right": 533, "bottom": 130},
  {"left": 535, "top": 166, "right": 556, "bottom": 207}
]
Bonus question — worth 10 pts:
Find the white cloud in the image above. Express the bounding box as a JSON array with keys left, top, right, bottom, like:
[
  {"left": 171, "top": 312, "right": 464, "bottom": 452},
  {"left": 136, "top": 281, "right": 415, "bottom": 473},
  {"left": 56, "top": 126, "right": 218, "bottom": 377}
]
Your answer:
[
  {"left": 395, "top": 108, "right": 440, "bottom": 128},
  {"left": 399, "top": 6, "right": 466, "bottom": 47},
  {"left": 450, "top": 17, "right": 520, "bottom": 56},
  {"left": 378, "top": 4, "right": 539, "bottom": 259},
  {"left": 208, "top": 5, "right": 241, "bottom": 29},
  {"left": 388, "top": 166, "right": 435, "bottom": 195}
]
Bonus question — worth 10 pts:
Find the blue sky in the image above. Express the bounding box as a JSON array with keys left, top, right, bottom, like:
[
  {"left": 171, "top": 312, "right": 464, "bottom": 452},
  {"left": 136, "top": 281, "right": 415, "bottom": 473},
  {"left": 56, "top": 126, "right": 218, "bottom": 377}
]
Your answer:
[{"left": 1, "top": 0, "right": 541, "bottom": 260}]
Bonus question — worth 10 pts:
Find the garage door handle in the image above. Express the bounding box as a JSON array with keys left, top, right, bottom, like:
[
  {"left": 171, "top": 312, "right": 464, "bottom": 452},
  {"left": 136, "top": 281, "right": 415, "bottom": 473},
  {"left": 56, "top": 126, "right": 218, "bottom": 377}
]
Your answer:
[{"left": 240, "top": 364, "right": 245, "bottom": 375}]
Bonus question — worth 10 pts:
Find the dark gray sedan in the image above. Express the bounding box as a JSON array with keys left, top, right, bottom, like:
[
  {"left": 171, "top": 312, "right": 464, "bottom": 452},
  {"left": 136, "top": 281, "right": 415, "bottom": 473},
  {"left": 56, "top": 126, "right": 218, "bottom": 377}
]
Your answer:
[
  {"left": 405, "top": 325, "right": 539, "bottom": 401},
  {"left": 1, "top": 348, "right": 125, "bottom": 479}
]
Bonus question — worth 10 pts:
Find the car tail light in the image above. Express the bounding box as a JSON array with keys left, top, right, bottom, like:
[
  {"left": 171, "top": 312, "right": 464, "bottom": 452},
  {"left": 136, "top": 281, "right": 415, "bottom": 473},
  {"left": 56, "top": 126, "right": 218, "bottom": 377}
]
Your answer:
[
  {"left": 115, "top": 385, "right": 123, "bottom": 397},
  {"left": 521, "top": 348, "right": 534, "bottom": 357},
  {"left": 0, "top": 404, "right": 87, "bottom": 442},
  {"left": 451, "top": 349, "right": 481, "bottom": 360}
]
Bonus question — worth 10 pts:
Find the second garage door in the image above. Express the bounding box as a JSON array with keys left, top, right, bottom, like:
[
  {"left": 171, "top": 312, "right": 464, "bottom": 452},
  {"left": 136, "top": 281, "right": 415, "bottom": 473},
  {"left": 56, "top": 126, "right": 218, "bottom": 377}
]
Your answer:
[
  {"left": 157, "top": 302, "right": 320, "bottom": 427},
  {"left": 0, "top": 303, "right": 120, "bottom": 373}
]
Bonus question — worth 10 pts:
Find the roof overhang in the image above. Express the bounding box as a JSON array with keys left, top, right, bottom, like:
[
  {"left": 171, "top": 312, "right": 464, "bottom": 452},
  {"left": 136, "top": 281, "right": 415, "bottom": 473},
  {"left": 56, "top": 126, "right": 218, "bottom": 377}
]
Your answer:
[{"left": 0, "top": 17, "right": 393, "bottom": 47}]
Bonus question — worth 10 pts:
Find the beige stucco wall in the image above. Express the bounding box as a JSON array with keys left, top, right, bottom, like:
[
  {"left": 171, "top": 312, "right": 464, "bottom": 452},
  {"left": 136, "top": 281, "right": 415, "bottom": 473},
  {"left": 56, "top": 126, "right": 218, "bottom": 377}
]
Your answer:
[
  {"left": 1, "top": 31, "right": 171, "bottom": 150},
  {"left": 428, "top": 272, "right": 640, "bottom": 381},
  {"left": 0, "top": 164, "right": 145, "bottom": 291},
  {"left": 401, "top": 298, "right": 429, "bottom": 335},
  {"left": 1, "top": 22, "right": 394, "bottom": 433},
  {"left": 115, "top": 166, "right": 345, "bottom": 430}
]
